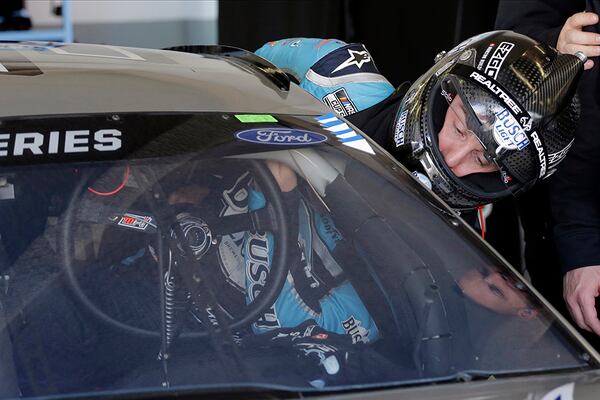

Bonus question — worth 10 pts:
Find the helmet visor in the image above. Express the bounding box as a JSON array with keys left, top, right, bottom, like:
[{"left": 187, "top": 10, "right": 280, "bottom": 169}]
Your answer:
[{"left": 438, "top": 76, "right": 534, "bottom": 192}]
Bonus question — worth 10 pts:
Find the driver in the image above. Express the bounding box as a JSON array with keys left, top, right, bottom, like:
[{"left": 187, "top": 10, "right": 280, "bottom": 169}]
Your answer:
[
  {"left": 255, "top": 31, "right": 584, "bottom": 211},
  {"left": 167, "top": 160, "right": 379, "bottom": 345}
]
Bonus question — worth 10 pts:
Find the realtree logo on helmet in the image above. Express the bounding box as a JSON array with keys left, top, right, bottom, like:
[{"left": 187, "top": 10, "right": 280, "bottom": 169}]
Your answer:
[
  {"left": 469, "top": 71, "right": 522, "bottom": 115},
  {"left": 530, "top": 131, "right": 547, "bottom": 178},
  {"left": 0, "top": 129, "right": 122, "bottom": 157}
]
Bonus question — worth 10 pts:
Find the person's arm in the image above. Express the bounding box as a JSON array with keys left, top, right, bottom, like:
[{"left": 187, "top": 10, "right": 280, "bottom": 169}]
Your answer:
[
  {"left": 255, "top": 38, "right": 347, "bottom": 83},
  {"left": 255, "top": 38, "right": 395, "bottom": 115},
  {"left": 551, "top": 119, "right": 600, "bottom": 335},
  {"left": 497, "top": 0, "right": 600, "bottom": 335}
]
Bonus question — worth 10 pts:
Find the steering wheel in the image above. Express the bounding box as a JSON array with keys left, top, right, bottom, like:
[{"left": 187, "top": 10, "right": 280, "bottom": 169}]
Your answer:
[{"left": 61, "top": 159, "right": 290, "bottom": 339}]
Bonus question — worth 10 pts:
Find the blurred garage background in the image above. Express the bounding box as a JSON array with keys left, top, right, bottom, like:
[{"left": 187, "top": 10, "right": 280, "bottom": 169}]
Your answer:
[{"left": 10, "top": 0, "right": 499, "bottom": 86}]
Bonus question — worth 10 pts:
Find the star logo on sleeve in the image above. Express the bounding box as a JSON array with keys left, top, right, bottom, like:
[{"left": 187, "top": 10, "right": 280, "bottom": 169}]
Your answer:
[{"left": 332, "top": 49, "right": 372, "bottom": 73}]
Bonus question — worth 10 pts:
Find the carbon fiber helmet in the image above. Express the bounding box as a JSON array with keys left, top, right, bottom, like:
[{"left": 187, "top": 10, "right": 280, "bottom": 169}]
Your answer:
[{"left": 391, "top": 30, "right": 585, "bottom": 210}]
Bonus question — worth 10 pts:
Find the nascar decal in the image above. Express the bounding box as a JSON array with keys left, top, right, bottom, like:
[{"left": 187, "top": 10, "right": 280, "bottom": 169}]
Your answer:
[
  {"left": 322, "top": 88, "right": 357, "bottom": 117},
  {"left": 0, "top": 129, "right": 122, "bottom": 157},
  {"left": 493, "top": 108, "right": 530, "bottom": 150},
  {"left": 315, "top": 113, "right": 374, "bottom": 154},
  {"left": 484, "top": 41, "right": 514, "bottom": 79},
  {"left": 235, "top": 128, "right": 327, "bottom": 146}
]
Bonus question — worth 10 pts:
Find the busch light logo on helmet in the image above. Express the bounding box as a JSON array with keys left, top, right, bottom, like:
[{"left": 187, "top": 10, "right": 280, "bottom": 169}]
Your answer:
[
  {"left": 235, "top": 128, "right": 328, "bottom": 145},
  {"left": 493, "top": 108, "right": 530, "bottom": 151}
]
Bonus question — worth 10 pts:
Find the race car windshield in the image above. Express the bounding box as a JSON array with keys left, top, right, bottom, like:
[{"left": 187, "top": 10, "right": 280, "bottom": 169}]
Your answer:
[{"left": 0, "top": 112, "right": 592, "bottom": 399}]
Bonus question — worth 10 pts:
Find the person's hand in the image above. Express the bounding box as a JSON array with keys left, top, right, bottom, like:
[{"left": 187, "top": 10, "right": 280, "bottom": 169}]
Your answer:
[
  {"left": 557, "top": 11, "right": 600, "bottom": 70},
  {"left": 563, "top": 265, "right": 600, "bottom": 335}
]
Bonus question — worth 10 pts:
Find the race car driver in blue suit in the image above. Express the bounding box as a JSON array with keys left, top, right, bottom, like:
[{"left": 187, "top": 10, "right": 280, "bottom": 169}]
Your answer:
[{"left": 168, "top": 160, "right": 379, "bottom": 345}]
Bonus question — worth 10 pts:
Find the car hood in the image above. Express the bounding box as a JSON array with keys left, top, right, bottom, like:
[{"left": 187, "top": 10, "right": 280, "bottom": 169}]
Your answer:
[{"left": 314, "top": 369, "right": 600, "bottom": 400}]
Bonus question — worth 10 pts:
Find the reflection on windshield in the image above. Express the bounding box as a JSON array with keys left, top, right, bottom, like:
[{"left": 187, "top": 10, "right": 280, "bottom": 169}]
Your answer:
[
  {"left": 459, "top": 265, "right": 538, "bottom": 320},
  {"left": 0, "top": 113, "right": 591, "bottom": 399}
]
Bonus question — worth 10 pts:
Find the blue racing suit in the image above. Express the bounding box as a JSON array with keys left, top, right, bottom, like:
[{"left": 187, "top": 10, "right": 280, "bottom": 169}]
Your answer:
[{"left": 242, "top": 186, "right": 378, "bottom": 344}]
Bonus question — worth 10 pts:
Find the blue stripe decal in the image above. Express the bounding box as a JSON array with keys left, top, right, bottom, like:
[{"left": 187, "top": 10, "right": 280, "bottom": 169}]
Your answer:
[
  {"left": 316, "top": 113, "right": 336, "bottom": 121},
  {"left": 333, "top": 128, "right": 354, "bottom": 136},
  {"left": 321, "top": 120, "right": 345, "bottom": 128},
  {"left": 340, "top": 135, "right": 364, "bottom": 143}
]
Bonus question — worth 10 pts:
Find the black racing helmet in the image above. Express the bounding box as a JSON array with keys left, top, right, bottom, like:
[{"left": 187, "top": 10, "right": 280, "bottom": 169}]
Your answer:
[{"left": 391, "top": 30, "right": 585, "bottom": 210}]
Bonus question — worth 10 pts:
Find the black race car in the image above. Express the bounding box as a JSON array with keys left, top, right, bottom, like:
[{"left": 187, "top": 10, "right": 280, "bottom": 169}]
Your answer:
[{"left": 0, "top": 42, "right": 596, "bottom": 400}]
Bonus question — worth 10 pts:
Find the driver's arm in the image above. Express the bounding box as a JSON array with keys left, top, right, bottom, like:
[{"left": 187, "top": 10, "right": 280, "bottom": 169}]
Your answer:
[
  {"left": 265, "top": 160, "right": 297, "bottom": 193},
  {"left": 167, "top": 161, "right": 297, "bottom": 206}
]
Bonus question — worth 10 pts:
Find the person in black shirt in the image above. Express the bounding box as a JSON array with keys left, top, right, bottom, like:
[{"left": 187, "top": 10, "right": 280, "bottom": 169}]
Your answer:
[{"left": 496, "top": 0, "right": 600, "bottom": 337}]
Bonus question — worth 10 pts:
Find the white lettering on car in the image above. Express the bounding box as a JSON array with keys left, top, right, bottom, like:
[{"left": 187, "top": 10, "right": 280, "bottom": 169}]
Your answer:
[{"left": 0, "top": 129, "right": 123, "bottom": 157}]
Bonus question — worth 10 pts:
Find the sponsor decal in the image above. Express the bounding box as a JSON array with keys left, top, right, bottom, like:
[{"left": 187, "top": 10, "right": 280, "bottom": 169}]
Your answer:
[
  {"left": 484, "top": 41, "right": 514, "bottom": 79},
  {"left": 530, "top": 131, "right": 547, "bottom": 178},
  {"left": 245, "top": 232, "right": 280, "bottom": 329},
  {"left": 519, "top": 116, "right": 532, "bottom": 132},
  {"left": 342, "top": 316, "right": 370, "bottom": 344},
  {"left": 0, "top": 129, "right": 122, "bottom": 157},
  {"left": 234, "top": 114, "right": 278, "bottom": 123},
  {"left": 493, "top": 108, "right": 530, "bottom": 151},
  {"left": 116, "top": 213, "right": 156, "bottom": 231},
  {"left": 500, "top": 168, "right": 513, "bottom": 184},
  {"left": 469, "top": 70, "right": 522, "bottom": 114},
  {"left": 394, "top": 109, "right": 408, "bottom": 146},
  {"left": 477, "top": 43, "right": 495, "bottom": 70},
  {"left": 541, "top": 382, "right": 574, "bottom": 400},
  {"left": 441, "top": 88, "right": 454, "bottom": 104},
  {"left": 332, "top": 49, "right": 372, "bottom": 73},
  {"left": 548, "top": 139, "right": 574, "bottom": 168},
  {"left": 322, "top": 88, "right": 357, "bottom": 117},
  {"left": 235, "top": 128, "right": 327, "bottom": 146}
]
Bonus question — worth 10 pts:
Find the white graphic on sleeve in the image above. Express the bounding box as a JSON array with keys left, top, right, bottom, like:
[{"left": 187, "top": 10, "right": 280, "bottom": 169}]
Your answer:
[{"left": 332, "top": 49, "right": 372, "bottom": 73}]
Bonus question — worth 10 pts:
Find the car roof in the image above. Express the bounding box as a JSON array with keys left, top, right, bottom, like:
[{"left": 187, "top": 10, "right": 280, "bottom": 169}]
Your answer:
[{"left": 0, "top": 42, "right": 328, "bottom": 118}]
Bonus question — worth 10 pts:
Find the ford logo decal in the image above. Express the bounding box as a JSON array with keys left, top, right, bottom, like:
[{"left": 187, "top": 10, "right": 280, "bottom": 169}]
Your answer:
[{"left": 235, "top": 128, "right": 328, "bottom": 145}]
